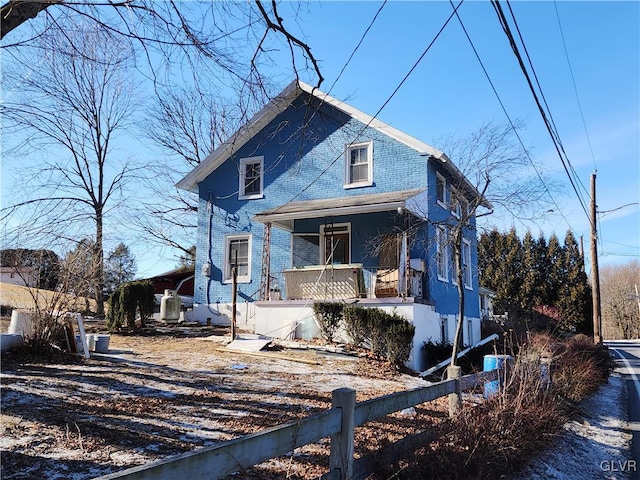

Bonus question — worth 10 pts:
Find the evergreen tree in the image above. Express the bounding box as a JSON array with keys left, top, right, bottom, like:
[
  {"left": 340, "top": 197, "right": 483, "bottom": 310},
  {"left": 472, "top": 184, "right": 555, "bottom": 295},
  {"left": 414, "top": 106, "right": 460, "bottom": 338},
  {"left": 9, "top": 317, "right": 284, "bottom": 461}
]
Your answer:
[
  {"left": 497, "top": 228, "right": 523, "bottom": 317},
  {"left": 545, "top": 234, "right": 564, "bottom": 307},
  {"left": 105, "top": 243, "right": 137, "bottom": 295},
  {"left": 520, "top": 231, "right": 542, "bottom": 313},
  {"left": 478, "top": 228, "right": 503, "bottom": 290},
  {"left": 534, "top": 234, "right": 551, "bottom": 306},
  {"left": 479, "top": 228, "right": 592, "bottom": 334},
  {"left": 557, "top": 231, "right": 592, "bottom": 333}
]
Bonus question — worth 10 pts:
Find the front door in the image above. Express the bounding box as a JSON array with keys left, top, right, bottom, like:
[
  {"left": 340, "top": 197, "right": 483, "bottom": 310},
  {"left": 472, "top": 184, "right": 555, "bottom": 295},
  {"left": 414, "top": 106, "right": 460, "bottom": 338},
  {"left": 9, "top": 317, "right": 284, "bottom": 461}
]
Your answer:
[{"left": 321, "top": 223, "right": 350, "bottom": 265}]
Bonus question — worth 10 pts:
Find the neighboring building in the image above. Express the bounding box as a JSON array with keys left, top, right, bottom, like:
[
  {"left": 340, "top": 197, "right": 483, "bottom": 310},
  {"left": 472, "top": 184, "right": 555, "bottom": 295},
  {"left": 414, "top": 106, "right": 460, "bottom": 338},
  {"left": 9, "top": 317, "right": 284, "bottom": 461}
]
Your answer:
[
  {"left": 147, "top": 268, "right": 195, "bottom": 297},
  {"left": 177, "top": 81, "right": 491, "bottom": 371},
  {"left": 479, "top": 286, "right": 495, "bottom": 321},
  {"left": 0, "top": 266, "right": 39, "bottom": 287}
]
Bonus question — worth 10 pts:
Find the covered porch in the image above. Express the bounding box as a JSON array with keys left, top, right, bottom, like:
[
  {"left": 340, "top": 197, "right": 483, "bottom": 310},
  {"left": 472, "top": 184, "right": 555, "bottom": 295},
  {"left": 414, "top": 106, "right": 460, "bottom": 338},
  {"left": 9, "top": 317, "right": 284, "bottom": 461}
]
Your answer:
[{"left": 253, "top": 189, "right": 429, "bottom": 302}]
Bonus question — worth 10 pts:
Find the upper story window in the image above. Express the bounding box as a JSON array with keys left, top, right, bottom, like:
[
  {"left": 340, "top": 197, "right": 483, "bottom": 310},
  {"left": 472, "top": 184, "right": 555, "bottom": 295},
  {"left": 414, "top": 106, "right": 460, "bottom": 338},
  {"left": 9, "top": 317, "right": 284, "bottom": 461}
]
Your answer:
[
  {"left": 451, "top": 188, "right": 469, "bottom": 219},
  {"left": 239, "top": 156, "right": 264, "bottom": 199},
  {"left": 224, "top": 234, "right": 252, "bottom": 283},
  {"left": 463, "top": 239, "right": 472, "bottom": 289},
  {"left": 344, "top": 141, "right": 373, "bottom": 188},
  {"left": 436, "top": 173, "right": 447, "bottom": 207},
  {"left": 436, "top": 225, "right": 448, "bottom": 282}
]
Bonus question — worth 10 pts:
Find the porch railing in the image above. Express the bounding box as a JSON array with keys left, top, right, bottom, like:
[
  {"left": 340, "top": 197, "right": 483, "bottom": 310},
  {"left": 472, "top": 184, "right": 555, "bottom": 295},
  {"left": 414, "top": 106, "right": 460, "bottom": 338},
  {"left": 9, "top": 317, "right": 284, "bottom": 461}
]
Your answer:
[{"left": 267, "top": 265, "right": 421, "bottom": 301}]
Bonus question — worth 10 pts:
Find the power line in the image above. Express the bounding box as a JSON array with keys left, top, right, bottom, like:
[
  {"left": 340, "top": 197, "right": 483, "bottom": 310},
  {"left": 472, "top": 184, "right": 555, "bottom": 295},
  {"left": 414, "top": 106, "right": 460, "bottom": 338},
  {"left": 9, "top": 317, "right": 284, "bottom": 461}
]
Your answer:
[
  {"left": 449, "top": 0, "right": 576, "bottom": 233},
  {"left": 504, "top": 0, "right": 590, "bottom": 202},
  {"left": 279, "top": 0, "right": 465, "bottom": 207},
  {"left": 326, "top": 1, "right": 388, "bottom": 95},
  {"left": 490, "top": 0, "right": 591, "bottom": 224},
  {"left": 553, "top": 0, "right": 598, "bottom": 172}
]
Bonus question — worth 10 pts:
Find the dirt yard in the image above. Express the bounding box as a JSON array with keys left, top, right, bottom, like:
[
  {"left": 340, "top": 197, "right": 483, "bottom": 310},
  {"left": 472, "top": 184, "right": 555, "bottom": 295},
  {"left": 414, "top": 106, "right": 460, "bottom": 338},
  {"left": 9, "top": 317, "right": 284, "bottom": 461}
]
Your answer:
[{"left": 0, "top": 322, "right": 447, "bottom": 480}]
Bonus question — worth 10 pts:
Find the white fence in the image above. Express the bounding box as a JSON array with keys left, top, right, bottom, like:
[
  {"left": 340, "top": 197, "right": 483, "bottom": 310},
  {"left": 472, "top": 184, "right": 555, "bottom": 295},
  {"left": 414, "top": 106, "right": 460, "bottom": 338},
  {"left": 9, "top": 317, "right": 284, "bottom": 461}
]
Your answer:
[{"left": 93, "top": 369, "right": 500, "bottom": 480}]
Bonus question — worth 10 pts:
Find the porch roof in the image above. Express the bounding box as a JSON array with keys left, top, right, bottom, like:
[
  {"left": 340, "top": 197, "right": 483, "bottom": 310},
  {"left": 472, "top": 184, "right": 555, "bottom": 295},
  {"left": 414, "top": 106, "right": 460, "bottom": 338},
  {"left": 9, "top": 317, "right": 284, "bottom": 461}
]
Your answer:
[{"left": 253, "top": 189, "right": 424, "bottom": 228}]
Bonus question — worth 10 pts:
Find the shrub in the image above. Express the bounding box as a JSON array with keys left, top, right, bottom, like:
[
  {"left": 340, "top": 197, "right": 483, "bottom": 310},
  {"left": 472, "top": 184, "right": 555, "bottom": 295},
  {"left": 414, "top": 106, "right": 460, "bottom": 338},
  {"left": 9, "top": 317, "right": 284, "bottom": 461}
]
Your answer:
[
  {"left": 343, "top": 305, "right": 369, "bottom": 347},
  {"left": 392, "top": 332, "right": 612, "bottom": 479},
  {"left": 422, "top": 340, "right": 453, "bottom": 366},
  {"left": 312, "top": 301, "right": 343, "bottom": 343},
  {"left": 386, "top": 315, "right": 415, "bottom": 366},
  {"left": 367, "top": 308, "right": 392, "bottom": 358},
  {"left": 107, "top": 280, "right": 155, "bottom": 331}
]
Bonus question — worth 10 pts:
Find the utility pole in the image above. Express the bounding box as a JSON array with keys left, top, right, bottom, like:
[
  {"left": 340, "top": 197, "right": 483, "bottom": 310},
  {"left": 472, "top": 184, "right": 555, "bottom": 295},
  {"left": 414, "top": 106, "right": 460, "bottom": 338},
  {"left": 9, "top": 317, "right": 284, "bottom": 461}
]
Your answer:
[
  {"left": 590, "top": 172, "right": 602, "bottom": 344},
  {"left": 231, "top": 251, "right": 238, "bottom": 341}
]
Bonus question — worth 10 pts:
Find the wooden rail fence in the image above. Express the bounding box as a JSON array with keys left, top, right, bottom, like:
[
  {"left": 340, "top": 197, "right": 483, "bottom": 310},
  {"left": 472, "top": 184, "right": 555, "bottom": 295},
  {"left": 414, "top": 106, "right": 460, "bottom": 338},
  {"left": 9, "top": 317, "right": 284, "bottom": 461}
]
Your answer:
[{"left": 94, "top": 369, "right": 501, "bottom": 480}]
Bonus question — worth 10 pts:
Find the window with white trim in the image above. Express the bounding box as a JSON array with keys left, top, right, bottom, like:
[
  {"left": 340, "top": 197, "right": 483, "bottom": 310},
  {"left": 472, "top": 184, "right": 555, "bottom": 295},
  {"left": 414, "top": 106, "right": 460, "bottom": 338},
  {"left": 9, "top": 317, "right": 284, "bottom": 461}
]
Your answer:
[
  {"left": 345, "top": 141, "right": 373, "bottom": 188},
  {"left": 436, "top": 226, "right": 448, "bottom": 281},
  {"left": 224, "top": 234, "right": 251, "bottom": 283},
  {"left": 451, "top": 188, "right": 469, "bottom": 219},
  {"left": 440, "top": 315, "right": 449, "bottom": 344},
  {"left": 463, "top": 239, "right": 472, "bottom": 289},
  {"left": 239, "top": 156, "right": 263, "bottom": 199},
  {"left": 436, "top": 173, "right": 447, "bottom": 207}
]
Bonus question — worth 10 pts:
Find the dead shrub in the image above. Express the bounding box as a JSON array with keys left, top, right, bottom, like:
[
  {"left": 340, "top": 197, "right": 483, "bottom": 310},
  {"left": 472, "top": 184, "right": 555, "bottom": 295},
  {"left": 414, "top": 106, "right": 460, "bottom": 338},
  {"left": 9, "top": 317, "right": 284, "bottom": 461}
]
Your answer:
[{"left": 382, "top": 333, "right": 611, "bottom": 479}]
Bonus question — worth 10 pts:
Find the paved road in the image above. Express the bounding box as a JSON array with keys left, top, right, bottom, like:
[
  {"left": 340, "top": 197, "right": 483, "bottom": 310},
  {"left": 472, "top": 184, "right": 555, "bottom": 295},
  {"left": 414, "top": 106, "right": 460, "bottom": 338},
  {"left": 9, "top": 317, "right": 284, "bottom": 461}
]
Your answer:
[{"left": 607, "top": 340, "right": 640, "bottom": 480}]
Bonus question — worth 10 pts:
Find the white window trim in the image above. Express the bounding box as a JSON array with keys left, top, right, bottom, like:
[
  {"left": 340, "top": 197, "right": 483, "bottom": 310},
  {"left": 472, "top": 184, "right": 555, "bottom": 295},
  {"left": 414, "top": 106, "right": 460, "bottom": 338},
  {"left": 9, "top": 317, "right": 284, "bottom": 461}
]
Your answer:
[
  {"left": 451, "top": 187, "right": 460, "bottom": 218},
  {"left": 223, "top": 234, "right": 252, "bottom": 284},
  {"left": 436, "top": 172, "right": 447, "bottom": 208},
  {"left": 344, "top": 140, "right": 373, "bottom": 188},
  {"left": 320, "top": 223, "right": 351, "bottom": 264},
  {"left": 463, "top": 238, "right": 472, "bottom": 290},
  {"left": 238, "top": 156, "right": 264, "bottom": 200},
  {"left": 440, "top": 315, "right": 449, "bottom": 344},
  {"left": 436, "top": 225, "right": 448, "bottom": 282}
]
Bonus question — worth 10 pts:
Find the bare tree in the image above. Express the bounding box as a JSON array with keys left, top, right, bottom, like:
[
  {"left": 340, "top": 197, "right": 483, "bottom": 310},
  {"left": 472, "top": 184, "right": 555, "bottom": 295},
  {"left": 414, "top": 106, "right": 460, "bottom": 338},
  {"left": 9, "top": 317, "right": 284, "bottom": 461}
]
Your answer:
[
  {"left": 1, "top": 1, "right": 323, "bottom": 90},
  {"left": 436, "top": 121, "right": 557, "bottom": 368},
  {"left": 600, "top": 260, "right": 640, "bottom": 339},
  {"left": 129, "top": 88, "right": 240, "bottom": 262},
  {"left": 403, "top": 122, "right": 558, "bottom": 371},
  {"left": 1, "top": 19, "right": 141, "bottom": 315},
  {"left": 2, "top": 244, "right": 99, "bottom": 355}
]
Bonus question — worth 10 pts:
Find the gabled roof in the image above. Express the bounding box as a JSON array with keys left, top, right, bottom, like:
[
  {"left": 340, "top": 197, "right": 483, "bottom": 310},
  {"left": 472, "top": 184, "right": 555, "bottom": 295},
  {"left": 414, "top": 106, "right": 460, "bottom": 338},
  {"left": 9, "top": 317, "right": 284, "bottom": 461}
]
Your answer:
[
  {"left": 175, "top": 80, "right": 445, "bottom": 193},
  {"left": 175, "top": 80, "right": 491, "bottom": 209}
]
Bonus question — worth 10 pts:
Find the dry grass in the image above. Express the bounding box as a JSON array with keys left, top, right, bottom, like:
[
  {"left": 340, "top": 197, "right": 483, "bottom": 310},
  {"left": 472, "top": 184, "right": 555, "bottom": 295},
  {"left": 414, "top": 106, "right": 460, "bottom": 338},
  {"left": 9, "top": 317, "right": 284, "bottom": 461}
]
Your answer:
[
  {"left": 378, "top": 333, "right": 613, "bottom": 480},
  {"left": 0, "top": 282, "right": 97, "bottom": 313}
]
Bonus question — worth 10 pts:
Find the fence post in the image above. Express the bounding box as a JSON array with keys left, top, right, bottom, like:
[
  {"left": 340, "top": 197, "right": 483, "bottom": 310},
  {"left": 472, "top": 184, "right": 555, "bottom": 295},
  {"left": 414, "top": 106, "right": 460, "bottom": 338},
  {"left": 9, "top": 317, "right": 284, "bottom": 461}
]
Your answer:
[
  {"left": 329, "top": 388, "right": 356, "bottom": 480},
  {"left": 447, "top": 365, "right": 462, "bottom": 417}
]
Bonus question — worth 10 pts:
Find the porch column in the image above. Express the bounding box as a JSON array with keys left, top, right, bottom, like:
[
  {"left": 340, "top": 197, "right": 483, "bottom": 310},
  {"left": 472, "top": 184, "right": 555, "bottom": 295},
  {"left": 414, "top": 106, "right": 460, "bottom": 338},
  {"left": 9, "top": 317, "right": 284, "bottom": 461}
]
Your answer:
[{"left": 259, "top": 222, "right": 272, "bottom": 301}]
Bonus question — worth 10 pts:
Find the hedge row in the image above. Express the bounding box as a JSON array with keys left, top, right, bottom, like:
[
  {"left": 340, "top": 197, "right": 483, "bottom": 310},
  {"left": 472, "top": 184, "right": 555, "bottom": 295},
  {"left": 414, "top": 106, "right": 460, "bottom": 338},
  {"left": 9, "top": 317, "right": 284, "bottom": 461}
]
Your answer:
[{"left": 312, "top": 302, "right": 415, "bottom": 367}]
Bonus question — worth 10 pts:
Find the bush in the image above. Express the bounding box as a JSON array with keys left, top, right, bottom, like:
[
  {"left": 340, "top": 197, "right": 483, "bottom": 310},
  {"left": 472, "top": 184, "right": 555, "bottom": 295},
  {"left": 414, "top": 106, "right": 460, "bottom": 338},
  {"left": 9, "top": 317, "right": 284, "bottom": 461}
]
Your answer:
[
  {"left": 386, "top": 315, "right": 415, "bottom": 366},
  {"left": 343, "top": 305, "right": 369, "bottom": 347},
  {"left": 315, "top": 303, "right": 415, "bottom": 367},
  {"left": 312, "top": 302, "right": 343, "bottom": 343},
  {"left": 367, "top": 308, "right": 392, "bottom": 358},
  {"left": 422, "top": 340, "right": 453, "bottom": 366},
  {"left": 390, "top": 332, "right": 612, "bottom": 479},
  {"left": 107, "top": 280, "right": 155, "bottom": 331}
]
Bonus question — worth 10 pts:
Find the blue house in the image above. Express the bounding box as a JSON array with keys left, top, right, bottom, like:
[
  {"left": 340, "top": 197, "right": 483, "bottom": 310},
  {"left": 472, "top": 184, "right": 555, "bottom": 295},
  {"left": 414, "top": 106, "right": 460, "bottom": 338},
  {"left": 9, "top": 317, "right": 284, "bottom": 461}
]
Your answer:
[{"left": 176, "top": 81, "right": 491, "bottom": 371}]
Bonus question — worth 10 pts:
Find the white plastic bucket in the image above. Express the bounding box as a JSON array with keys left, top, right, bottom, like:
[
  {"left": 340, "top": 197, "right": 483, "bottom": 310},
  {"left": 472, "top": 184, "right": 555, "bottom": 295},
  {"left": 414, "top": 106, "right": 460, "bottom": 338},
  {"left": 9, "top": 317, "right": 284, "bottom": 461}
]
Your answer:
[
  {"left": 8, "top": 310, "right": 34, "bottom": 337},
  {"left": 94, "top": 334, "right": 110, "bottom": 353}
]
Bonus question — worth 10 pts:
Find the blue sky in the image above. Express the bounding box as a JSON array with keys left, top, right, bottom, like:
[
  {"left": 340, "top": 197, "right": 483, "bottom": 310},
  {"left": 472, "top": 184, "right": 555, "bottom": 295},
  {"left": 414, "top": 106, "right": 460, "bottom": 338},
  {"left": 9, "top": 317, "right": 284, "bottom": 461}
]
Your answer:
[
  {"left": 2, "top": 1, "right": 638, "bottom": 278},
  {"left": 272, "top": 0, "right": 639, "bottom": 275}
]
